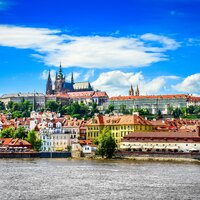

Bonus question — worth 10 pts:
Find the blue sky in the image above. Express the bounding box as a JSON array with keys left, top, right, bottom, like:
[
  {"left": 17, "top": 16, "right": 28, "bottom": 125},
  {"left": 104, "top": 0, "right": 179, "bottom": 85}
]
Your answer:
[{"left": 0, "top": 0, "right": 200, "bottom": 96}]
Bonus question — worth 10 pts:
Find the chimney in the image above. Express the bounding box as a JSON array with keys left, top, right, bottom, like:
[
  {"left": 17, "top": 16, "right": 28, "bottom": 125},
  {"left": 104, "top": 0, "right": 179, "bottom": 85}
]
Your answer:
[{"left": 132, "top": 112, "right": 139, "bottom": 116}]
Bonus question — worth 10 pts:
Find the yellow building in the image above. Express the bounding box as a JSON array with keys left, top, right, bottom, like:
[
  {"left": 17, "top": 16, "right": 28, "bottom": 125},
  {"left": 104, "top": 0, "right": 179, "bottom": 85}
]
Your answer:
[{"left": 86, "top": 114, "right": 153, "bottom": 146}]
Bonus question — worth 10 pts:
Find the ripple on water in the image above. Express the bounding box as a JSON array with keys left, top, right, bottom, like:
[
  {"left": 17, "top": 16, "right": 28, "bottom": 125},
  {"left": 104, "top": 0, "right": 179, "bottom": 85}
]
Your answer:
[{"left": 0, "top": 159, "right": 200, "bottom": 200}]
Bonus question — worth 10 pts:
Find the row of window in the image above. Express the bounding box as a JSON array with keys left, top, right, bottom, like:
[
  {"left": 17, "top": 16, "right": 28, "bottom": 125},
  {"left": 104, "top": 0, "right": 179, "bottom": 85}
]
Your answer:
[
  {"left": 124, "top": 143, "right": 198, "bottom": 147},
  {"left": 41, "top": 135, "right": 77, "bottom": 140},
  {"left": 43, "top": 142, "right": 68, "bottom": 146},
  {"left": 87, "top": 125, "right": 152, "bottom": 131},
  {"left": 87, "top": 132, "right": 129, "bottom": 138}
]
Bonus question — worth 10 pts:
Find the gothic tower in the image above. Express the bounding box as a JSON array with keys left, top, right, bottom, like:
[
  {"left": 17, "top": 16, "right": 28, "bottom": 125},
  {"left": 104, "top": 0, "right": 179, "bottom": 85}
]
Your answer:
[
  {"left": 55, "top": 63, "right": 65, "bottom": 94},
  {"left": 129, "top": 84, "right": 134, "bottom": 96},
  {"left": 46, "top": 70, "right": 53, "bottom": 95},
  {"left": 135, "top": 85, "right": 140, "bottom": 96},
  {"left": 71, "top": 72, "right": 74, "bottom": 84}
]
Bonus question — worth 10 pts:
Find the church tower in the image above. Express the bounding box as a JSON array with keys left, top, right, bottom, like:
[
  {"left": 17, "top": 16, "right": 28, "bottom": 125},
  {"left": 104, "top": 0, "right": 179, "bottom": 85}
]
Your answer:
[
  {"left": 55, "top": 63, "right": 65, "bottom": 94},
  {"left": 71, "top": 72, "right": 74, "bottom": 84},
  {"left": 46, "top": 70, "right": 53, "bottom": 95},
  {"left": 135, "top": 85, "right": 140, "bottom": 96},
  {"left": 129, "top": 84, "right": 134, "bottom": 96}
]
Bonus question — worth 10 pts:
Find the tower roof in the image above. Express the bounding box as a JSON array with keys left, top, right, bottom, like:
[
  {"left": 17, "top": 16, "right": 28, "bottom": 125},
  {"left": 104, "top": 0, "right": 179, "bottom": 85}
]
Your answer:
[{"left": 57, "top": 63, "right": 64, "bottom": 79}]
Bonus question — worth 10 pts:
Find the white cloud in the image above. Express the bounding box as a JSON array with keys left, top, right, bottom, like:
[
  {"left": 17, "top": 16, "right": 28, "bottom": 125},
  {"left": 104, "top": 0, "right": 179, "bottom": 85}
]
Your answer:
[
  {"left": 65, "top": 72, "right": 80, "bottom": 82},
  {"left": 92, "top": 70, "right": 179, "bottom": 96},
  {"left": 84, "top": 70, "right": 94, "bottom": 81},
  {"left": 0, "top": 25, "right": 180, "bottom": 68},
  {"left": 140, "top": 33, "right": 180, "bottom": 51},
  {"left": 173, "top": 73, "right": 200, "bottom": 93}
]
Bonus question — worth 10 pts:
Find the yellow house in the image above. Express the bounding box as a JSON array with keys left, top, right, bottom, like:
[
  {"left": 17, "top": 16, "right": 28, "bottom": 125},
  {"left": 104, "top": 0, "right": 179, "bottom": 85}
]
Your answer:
[{"left": 86, "top": 114, "right": 153, "bottom": 146}]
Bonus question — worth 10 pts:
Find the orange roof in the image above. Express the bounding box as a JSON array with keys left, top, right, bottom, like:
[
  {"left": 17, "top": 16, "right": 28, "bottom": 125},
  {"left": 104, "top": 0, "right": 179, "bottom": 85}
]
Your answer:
[
  {"left": 68, "top": 91, "right": 94, "bottom": 99},
  {"left": 188, "top": 96, "right": 200, "bottom": 102},
  {"left": 92, "top": 92, "right": 109, "bottom": 98},
  {"left": 8, "top": 138, "right": 32, "bottom": 147},
  {"left": 79, "top": 140, "right": 93, "bottom": 145},
  {"left": 109, "top": 94, "right": 190, "bottom": 101},
  {"left": 0, "top": 138, "right": 13, "bottom": 145},
  {"left": 87, "top": 114, "right": 152, "bottom": 126}
]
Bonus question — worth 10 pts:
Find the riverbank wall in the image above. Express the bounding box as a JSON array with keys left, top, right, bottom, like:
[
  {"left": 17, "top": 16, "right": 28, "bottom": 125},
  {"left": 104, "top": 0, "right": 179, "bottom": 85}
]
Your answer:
[
  {"left": 0, "top": 152, "right": 71, "bottom": 158},
  {"left": 114, "top": 151, "right": 200, "bottom": 162}
]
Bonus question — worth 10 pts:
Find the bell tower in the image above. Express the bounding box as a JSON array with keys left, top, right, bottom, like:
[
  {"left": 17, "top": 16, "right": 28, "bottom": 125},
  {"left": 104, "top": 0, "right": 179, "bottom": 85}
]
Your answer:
[
  {"left": 129, "top": 84, "right": 134, "bottom": 96},
  {"left": 55, "top": 63, "right": 65, "bottom": 94}
]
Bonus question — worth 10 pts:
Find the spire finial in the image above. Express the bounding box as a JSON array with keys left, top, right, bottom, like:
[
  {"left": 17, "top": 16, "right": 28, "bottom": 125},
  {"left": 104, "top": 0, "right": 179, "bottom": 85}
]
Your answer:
[{"left": 59, "top": 62, "right": 62, "bottom": 73}]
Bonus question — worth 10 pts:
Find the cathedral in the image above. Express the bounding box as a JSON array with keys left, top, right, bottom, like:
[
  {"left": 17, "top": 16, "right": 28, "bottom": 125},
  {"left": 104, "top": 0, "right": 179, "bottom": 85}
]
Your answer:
[{"left": 46, "top": 64, "right": 93, "bottom": 95}]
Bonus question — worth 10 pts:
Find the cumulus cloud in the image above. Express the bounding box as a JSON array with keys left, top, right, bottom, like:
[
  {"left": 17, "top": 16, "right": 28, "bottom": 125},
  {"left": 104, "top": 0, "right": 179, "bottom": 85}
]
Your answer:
[
  {"left": 140, "top": 33, "right": 180, "bottom": 51},
  {"left": 0, "top": 25, "right": 180, "bottom": 68},
  {"left": 92, "top": 70, "right": 179, "bottom": 96},
  {"left": 173, "top": 73, "right": 200, "bottom": 93}
]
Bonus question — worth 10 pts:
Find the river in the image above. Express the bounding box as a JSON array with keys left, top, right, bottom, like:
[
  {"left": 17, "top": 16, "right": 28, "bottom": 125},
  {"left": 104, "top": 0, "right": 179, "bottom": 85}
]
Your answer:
[{"left": 0, "top": 159, "right": 200, "bottom": 200}]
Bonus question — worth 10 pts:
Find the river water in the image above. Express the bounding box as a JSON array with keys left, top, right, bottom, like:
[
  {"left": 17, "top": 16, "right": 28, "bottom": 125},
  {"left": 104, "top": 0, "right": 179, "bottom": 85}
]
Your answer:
[{"left": 0, "top": 159, "right": 200, "bottom": 200}]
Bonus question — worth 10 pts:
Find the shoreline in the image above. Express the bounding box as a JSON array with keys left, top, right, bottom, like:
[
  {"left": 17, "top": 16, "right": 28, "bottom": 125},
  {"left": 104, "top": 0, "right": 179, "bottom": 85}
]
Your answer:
[
  {"left": 0, "top": 152, "right": 200, "bottom": 164},
  {"left": 73, "top": 155, "right": 200, "bottom": 164}
]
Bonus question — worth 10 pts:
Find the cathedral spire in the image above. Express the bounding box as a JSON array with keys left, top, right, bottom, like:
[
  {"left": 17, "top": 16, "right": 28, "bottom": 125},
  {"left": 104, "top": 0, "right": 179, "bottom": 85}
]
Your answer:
[
  {"left": 135, "top": 84, "right": 140, "bottom": 96},
  {"left": 59, "top": 62, "right": 62, "bottom": 74},
  {"left": 71, "top": 72, "right": 74, "bottom": 84},
  {"left": 57, "top": 62, "right": 64, "bottom": 79},
  {"left": 129, "top": 84, "right": 134, "bottom": 96},
  {"left": 46, "top": 70, "right": 53, "bottom": 95}
]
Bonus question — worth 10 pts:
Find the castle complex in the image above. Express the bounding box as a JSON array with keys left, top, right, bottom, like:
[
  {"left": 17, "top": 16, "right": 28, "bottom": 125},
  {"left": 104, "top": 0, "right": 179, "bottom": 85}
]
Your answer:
[{"left": 46, "top": 64, "right": 93, "bottom": 95}]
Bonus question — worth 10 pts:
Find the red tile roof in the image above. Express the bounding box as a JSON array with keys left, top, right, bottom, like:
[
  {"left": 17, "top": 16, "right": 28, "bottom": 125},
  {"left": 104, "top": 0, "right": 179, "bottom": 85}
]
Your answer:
[
  {"left": 122, "top": 130, "right": 200, "bottom": 140},
  {"left": 68, "top": 91, "right": 94, "bottom": 99},
  {"left": 110, "top": 94, "right": 191, "bottom": 101},
  {"left": 92, "top": 92, "right": 109, "bottom": 98},
  {"left": 87, "top": 114, "right": 152, "bottom": 126}
]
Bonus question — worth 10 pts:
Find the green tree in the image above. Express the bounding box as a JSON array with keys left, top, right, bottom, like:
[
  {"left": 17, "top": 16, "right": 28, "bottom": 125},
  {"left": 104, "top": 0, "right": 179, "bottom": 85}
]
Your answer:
[
  {"left": 34, "top": 139, "right": 42, "bottom": 152},
  {"left": 45, "top": 101, "right": 60, "bottom": 112},
  {"left": 66, "top": 145, "right": 72, "bottom": 152},
  {"left": 0, "top": 101, "right": 5, "bottom": 111},
  {"left": 12, "top": 111, "right": 23, "bottom": 118},
  {"left": 90, "top": 102, "right": 99, "bottom": 116},
  {"left": 7, "top": 101, "right": 14, "bottom": 110},
  {"left": 0, "top": 127, "right": 15, "bottom": 138},
  {"left": 14, "top": 126, "right": 27, "bottom": 139},
  {"left": 173, "top": 108, "right": 182, "bottom": 118},
  {"left": 156, "top": 110, "right": 163, "bottom": 119},
  {"left": 95, "top": 127, "right": 117, "bottom": 159},
  {"left": 6, "top": 100, "right": 32, "bottom": 118},
  {"left": 187, "top": 105, "right": 195, "bottom": 114},
  {"left": 194, "top": 106, "right": 200, "bottom": 115},
  {"left": 26, "top": 130, "right": 41, "bottom": 151},
  {"left": 105, "top": 104, "right": 114, "bottom": 114}
]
